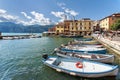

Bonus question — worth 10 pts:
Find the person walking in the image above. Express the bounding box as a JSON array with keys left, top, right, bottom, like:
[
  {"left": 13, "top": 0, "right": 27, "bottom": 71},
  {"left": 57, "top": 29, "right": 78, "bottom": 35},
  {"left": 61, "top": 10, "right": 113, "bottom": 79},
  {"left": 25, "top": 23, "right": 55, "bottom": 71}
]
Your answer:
[{"left": 110, "top": 32, "right": 115, "bottom": 40}]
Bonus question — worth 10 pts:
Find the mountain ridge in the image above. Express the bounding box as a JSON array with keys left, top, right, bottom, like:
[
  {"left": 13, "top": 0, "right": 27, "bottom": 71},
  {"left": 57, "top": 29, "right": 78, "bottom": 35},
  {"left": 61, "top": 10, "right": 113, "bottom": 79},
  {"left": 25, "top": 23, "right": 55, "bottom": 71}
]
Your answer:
[{"left": 0, "top": 22, "right": 54, "bottom": 33}]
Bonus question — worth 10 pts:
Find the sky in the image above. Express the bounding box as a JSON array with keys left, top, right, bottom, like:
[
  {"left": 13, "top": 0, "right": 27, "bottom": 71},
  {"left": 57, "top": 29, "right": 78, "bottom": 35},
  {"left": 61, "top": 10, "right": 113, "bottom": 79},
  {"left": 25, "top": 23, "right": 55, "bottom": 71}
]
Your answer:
[{"left": 0, "top": 0, "right": 120, "bottom": 25}]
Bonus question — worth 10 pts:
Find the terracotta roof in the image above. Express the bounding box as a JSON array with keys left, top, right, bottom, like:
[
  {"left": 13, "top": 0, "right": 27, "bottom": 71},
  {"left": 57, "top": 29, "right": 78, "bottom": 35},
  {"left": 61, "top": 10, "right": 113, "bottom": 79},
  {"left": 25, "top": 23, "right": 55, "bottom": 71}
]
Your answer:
[{"left": 100, "top": 13, "right": 120, "bottom": 21}]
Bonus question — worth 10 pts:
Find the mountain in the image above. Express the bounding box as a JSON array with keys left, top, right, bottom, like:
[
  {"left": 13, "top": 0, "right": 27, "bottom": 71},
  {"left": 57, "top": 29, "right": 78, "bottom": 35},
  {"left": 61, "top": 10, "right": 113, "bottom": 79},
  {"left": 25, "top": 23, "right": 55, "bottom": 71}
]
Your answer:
[{"left": 0, "top": 22, "right": 54, "bottom": 33}]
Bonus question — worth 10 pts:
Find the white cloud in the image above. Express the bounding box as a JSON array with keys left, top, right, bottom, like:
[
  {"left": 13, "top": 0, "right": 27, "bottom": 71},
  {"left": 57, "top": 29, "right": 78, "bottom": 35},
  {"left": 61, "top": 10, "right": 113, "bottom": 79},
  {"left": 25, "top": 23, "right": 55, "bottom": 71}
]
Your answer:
[
  {"left": 51, "top": 11, "right": 65, "bottom": 18},
  {"left": 51, "top": 11, "right": 67, "bottom": 22},
  {"left": 0, "top": 9, "right": 19, "bottom": 22},
  {"left": 29, "top": 11, "right": 52, "bottom": 25},
  {"left": 64, "top": 8, "right": 78, "bottom": 16},
  {"left": 31, "top": 11, "right": 45, "bottom": 21},
  {"left": 21, "top": 12, "right": 32, "bottom": 19},
  {"left": 57, "top": 2, "right": 66, "bottom": 7},
  {"left": 0, "top": 9, "right": 6, "bottom": 14},
  {"left": 19, "top": 11, "right": 52, "bottom": 25},
  {"left": 0, "top": 9, "right": 53, "bottom": 25},
  {"left": 57, "top": 2, "right": 79, "bottom": 17},
  {"left": 51, "top": 2, "right": 79, "bottom": 22}
]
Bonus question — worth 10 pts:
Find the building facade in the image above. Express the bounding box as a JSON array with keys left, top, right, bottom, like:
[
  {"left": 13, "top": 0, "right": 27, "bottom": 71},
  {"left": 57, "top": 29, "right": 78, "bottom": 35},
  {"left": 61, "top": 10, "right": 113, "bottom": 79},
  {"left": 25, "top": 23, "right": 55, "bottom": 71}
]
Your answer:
[
  {"left": 48, "top": 26, "right": 56, "bottom": 32},
  {"left": 47, "top": 13, "right": 120, "bottom": 36},
  {"left": 69, "top": 18, "right": 93, "bottom": 36},
  {"left": 55, "top": 22, "right": 64, "bottom": 35},
  {"left": 64, "top": 20, "right": 72, "bottom": 35},
  {"left": 100, "top": 13, "right": 120, "bottom": 30},
  {"left": 52, "top": 18, "right": 93, "bottom": 36},
  {"left": 93, "top": 20, "right": 101, "bottom": 32}
]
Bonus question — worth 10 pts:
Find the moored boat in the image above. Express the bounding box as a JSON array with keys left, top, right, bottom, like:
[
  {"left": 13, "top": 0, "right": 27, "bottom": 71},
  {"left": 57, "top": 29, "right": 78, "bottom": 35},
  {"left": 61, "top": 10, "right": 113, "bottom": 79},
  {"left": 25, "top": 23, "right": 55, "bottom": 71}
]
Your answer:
[
  {"left": 56, "top": 47, "right": 107, "bottom": 54},
  {"left": 60, "top": 35, "right": 83, "bottom": 38},
  {"left": 29, "top": 34, "right": 41, "bottom": 38},
  {"left": 68, "top": 40, "right": 100, "bottom": 45},
  {"left": 42, "top": 55, "right": 118, "bottom": 78},
  {"left": 2, "top": 37, "right": 14, "bottom": 40},
  {"left": 74, "top": 38, "right": 93, "bottom": 41},
  {"left": 56, "top": 51, "right": 114, "bottom": 63},
  {"left": 61, "top": 44, "right": 103, "bottom": 48},
  {"left": 74, "top": 39, "right": 97, "bottom": 44}
]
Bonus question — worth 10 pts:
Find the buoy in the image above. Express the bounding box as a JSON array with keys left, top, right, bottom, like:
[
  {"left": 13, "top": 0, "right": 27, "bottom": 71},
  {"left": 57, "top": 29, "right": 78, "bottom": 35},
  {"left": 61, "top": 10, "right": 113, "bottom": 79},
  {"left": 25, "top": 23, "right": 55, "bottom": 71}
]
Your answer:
[{"left": 76, "top": 62, "right": 83, "bottom": 68}]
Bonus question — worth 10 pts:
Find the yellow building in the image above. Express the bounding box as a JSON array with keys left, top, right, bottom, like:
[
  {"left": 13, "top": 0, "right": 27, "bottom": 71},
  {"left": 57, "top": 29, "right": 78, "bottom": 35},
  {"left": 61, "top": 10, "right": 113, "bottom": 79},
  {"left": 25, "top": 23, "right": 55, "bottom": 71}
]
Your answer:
[
  {"left": 80, "top": 18, "right": 93, "bottom": 35},
  {"left": 100, "top": 17, "right": 109, "bottom": 30},
  {"left": 100, "top": 13, "right": 120, "bottom": 30},
  {"left": 69, "top": 18, "right": 93, "bottom": 36},
  {"left": 54, "top": 18, "right": 93, "bottom": 36},
  {"left": 69, "top": 20, "right": 78, "bottom": 35},
  {"left": 55, "top": 23, "right": 64, "bottom": 35}
]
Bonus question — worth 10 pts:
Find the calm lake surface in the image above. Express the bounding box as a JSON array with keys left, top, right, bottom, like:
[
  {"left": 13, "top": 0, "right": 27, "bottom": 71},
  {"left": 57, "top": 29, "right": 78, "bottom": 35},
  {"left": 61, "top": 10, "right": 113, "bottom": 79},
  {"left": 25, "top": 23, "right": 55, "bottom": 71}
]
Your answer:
[{"left": 0, "top": 33, "right": 120, "bottom": 80}]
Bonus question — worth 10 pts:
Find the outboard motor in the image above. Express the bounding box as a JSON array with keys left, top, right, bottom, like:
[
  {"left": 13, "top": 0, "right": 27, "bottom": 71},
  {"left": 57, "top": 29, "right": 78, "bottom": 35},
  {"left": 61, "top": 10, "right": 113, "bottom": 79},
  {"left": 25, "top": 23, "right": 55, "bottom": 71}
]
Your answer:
[{"left": 42, "top": 54, "right": 48, "bottom": 59}]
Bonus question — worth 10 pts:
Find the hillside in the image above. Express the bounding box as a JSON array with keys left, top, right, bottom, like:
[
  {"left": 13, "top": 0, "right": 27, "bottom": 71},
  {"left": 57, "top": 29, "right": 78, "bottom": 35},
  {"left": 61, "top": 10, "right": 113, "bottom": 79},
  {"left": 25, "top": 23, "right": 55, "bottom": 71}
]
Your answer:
[{"left": 0, "top": 22, "right": 54, "bottom": 33}]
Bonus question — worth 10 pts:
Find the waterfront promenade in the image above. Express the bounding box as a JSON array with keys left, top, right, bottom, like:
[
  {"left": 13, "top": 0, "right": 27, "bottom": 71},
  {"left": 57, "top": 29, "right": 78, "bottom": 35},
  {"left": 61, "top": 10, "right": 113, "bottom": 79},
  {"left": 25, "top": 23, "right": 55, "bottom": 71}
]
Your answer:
[{"left": 92, "top": 34, "right": 120, "bottom": 56}]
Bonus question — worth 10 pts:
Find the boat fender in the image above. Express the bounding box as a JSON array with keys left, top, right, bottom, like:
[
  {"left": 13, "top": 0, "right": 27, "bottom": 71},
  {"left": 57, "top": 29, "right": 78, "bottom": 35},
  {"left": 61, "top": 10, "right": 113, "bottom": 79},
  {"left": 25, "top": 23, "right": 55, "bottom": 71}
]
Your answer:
[{"left": 76, "top": 62, "right": 83, "bottom": 68}]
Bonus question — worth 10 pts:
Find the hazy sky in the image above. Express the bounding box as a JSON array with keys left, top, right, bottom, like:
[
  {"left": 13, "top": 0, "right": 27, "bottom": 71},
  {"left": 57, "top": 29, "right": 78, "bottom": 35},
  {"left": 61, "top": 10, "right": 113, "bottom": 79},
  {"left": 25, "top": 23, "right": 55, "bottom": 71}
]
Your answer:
[{"left": 0, "top": 0, "right": 120, "bottom": 25}]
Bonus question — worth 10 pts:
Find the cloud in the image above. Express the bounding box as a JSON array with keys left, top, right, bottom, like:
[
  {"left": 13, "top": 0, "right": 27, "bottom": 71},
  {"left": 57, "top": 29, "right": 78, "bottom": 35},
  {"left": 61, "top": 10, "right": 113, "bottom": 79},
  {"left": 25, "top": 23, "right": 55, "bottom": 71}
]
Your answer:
[
  {"left": 57, "top": 2, "right": 66, "bottom": 7},
  {"left": 0, "top": 9, "right": 53, "bottom": 25},
  {"left": 51, "top": 11, "right": 65, "bottom": 18},
  {"left": 0, "top": 9, "right": 19, "bottom": 22},
  {"left": 21, "top": 12, "right": 32, "bottom": 19},
  {"left": 20, "top": 11, "right": 52, "bottom": 25},
  {"left": 0, "top": 9, "right": 6, "bottom": 14},
  {"left": 31, "top": 11, "right": 46, "bottom": 21},
  {"left": 64, "top": 8, "right": 78, "bottom": 16},
  {"left": 51, "top": 2, "right": 78, "bottom": 22},
  {"left": 51, "top": 11, "right": 67, "bottom": 22},
  {"left": 29, "top": 11, "right": 52, "bottom": 25},
  {"left": 57, "top": 2, "right": 79, "bottom": 17}
]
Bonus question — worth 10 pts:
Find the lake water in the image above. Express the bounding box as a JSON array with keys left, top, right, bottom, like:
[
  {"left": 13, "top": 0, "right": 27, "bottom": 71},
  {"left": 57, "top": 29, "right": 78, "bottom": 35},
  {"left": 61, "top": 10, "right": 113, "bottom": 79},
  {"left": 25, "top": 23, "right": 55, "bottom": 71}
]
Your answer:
[{"left": 0, "top": 33, "right": 120, "bottom": 80}]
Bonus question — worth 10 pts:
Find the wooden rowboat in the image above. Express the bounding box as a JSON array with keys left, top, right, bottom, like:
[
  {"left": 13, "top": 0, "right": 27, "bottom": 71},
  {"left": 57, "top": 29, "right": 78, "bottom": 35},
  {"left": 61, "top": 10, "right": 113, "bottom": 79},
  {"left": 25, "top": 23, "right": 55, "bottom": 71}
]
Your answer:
[
  {"left": 56, "top": 51, "right": 114, "bottom": 63},
  {"left": 55, "top": 47, "right": 107, "bottom": 54},
  {"left": 42, "top": 55, "right": 118, "bottom": 78}
]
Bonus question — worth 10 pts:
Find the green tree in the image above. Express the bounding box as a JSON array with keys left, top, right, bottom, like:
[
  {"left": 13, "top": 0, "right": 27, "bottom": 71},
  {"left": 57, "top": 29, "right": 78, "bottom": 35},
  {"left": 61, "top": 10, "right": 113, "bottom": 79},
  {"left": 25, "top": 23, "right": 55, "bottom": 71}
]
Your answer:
[{"left": 110, "top": 19, "right": 120, "bottom": 30}]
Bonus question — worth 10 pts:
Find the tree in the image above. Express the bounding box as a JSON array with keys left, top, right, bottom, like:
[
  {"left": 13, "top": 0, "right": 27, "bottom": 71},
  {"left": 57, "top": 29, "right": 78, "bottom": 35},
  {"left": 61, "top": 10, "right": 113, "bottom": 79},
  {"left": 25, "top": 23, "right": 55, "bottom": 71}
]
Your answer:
[{"left": 110, "top": 19, "right": 120, "bottom": 30}]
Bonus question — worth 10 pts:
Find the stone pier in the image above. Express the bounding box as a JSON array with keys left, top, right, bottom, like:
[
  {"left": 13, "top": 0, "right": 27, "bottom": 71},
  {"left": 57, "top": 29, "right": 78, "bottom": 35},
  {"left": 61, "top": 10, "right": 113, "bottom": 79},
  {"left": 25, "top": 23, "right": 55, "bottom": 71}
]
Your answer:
[{"left": 92, "top": 34, "right": 120, "bottom": 56}]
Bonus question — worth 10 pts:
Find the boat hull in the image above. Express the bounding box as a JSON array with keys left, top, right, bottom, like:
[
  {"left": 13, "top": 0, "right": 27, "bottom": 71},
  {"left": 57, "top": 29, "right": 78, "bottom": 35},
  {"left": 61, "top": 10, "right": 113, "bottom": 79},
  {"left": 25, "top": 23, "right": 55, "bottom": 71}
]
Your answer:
[
  {"left": 56, "top": 52, "right": 114, "bottom": 63},
  {"left": 61, "top": 48, "right": 107, "bottom": 54},
  {"left": 60, "top": 35, "right": 83, "bottom": 38},
  {"left": 42, "top": 57, "right": 118, "bottom": 78},
  {"left": 45, "top": 63, "right": 118, "bottom": 78}
]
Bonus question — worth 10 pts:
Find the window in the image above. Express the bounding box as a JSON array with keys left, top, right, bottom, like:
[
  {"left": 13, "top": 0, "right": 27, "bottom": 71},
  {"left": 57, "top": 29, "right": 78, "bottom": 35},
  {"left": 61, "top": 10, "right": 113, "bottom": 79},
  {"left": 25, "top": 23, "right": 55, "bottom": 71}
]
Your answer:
[
  {"left": 57, "top": 30, "right": 59, "bottom": 32},
  {"left": 80, "top": 27, "right": 82, "bottom": 29},
  {"left": 89, "top": 22, "right": 91, "bottom": 25},
  {"left": 112, "top": 17, "right": 114, "bottom": 20},
  {"left": 89, "top": 27, "right": 91, "bottom": 29},
  {"left": 84, "top": 27, "right": 86, "bottom": 29},
  {"left": 80, "top": 23, "right": 82, "bottom": 26},
  {"left": 84, "top": 23, "right": 86, "bottom": 25},
  {"left": 76, "top": 23, "right": 78, "bottom": 25}
]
